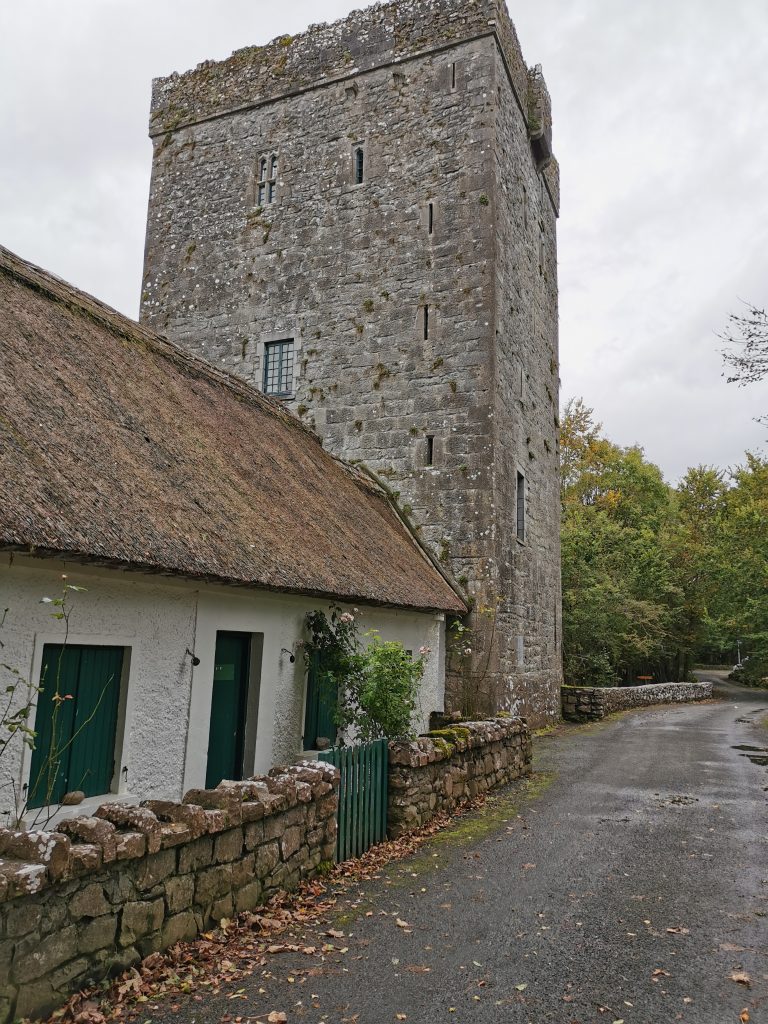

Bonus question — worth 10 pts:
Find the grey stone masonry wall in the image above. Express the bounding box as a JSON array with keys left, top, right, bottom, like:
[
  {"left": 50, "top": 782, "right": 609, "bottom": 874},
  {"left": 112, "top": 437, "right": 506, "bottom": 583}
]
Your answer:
[
  {"left": 561, "top": 682, "right": 714, "bottom": 723},
  {"left": 148, "top": 0, "right": 546, "bottom": 137},
  {"left": 141, "top": 0, "right": 563, "bottom": 727},
  {"left": 0, "top": 763, "right": 338, "bottom": 1024},
  {"left": 387, "top": 716, "right": 531, "bottom": 836}
]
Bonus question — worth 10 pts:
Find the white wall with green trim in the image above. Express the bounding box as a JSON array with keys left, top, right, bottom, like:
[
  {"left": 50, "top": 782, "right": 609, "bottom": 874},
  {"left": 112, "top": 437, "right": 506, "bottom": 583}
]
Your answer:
[{"left": 0, "top": 555, "right": 446, "bottom": 824}]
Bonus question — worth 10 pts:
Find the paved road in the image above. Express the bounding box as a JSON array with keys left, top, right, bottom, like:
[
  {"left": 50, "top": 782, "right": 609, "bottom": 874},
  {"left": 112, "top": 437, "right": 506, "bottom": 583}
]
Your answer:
[{"left": 155, "top": 685, "right": 768, "bottom": 1024}]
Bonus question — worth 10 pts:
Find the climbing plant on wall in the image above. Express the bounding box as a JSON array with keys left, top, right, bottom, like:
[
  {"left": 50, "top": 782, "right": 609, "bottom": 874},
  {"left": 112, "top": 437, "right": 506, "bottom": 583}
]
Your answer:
[{"left": 303, "top": 606, "right": 428, "bottom": 743}]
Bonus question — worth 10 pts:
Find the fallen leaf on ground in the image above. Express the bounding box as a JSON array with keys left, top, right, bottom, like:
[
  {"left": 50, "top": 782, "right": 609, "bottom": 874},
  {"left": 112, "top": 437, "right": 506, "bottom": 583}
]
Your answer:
[
  {"left": 396, "top": 919, "right": 411, "bottom": 928},
  {"left": 515, "top": 983, "right": 528, "bottom": 991},
  {"left": 71, "top": 1006, "right": 105, "bottom": 1024},
  {"left": 267, "top": 1013, "right": 288, "bottom": 1024},
  {"left": 665, "top": 926, "right": 690, "bottom": 935},
  {"left": 731, "top": 971, "right": 751, "bottom": 987},
  {"left": 326, "top": 929, "right": 345, "bottom": 939},
  {"left": 740, "top": 1010, "right": 750, "bottom": 1023},
  {"left": 39, "top": 800, "right": 495, "bottom": 1024}
]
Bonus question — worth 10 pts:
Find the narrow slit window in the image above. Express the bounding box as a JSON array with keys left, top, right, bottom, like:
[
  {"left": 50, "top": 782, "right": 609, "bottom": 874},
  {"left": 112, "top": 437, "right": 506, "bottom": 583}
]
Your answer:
[
  {"left": 426, "top": 435, "right": 434, "bottom": 466},
  {"left": 516, "top": 470, "right": 526, "bottom": 542},
  {"left": 263, "top": 339, "right": 295, "bottom": 397},
  {"left": 451, "top": 62, "right": 456, "bottom": 90},
  {"left": 428, "top": 203, "right": 434, "bottom": 235},
  {"left": 268, "top": 155, "right": 278, "bottom": 203},
  {"left": 354, "top": 146, "right": 365, "bottom": 184},
  {"left": 257, "top": 153, "right": 278, "bottom": 206},
  {"left": 423, "top": 305, "right": 429, "bottom": 340}
]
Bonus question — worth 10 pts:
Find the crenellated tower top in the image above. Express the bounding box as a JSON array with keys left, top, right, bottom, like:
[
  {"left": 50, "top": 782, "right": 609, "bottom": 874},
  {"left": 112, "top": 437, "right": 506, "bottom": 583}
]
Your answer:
[{"left": 149, "top": 0, "right": 556, "bottom": 207}]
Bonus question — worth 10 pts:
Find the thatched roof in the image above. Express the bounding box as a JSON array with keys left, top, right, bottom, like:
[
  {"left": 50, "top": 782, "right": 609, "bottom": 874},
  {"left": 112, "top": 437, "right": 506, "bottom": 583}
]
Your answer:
[{"left": 0, "top": 245, "right": 465, "bottom": 614}]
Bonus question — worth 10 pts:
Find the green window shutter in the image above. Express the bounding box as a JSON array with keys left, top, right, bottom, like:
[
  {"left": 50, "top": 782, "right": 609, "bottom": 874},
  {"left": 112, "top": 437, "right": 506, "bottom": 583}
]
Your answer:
[
  {"left": 28, "top": 646, "right": 78, "bottom": 808},
  {"left": 27, "top": 645, "right": 123, "bottom": 809},
  {"left": 67, "top": 646, "right": 123, "bottom": 798}
]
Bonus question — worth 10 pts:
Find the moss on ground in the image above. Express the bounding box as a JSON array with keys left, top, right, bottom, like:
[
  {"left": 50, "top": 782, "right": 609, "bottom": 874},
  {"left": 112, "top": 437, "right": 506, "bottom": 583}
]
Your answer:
[
  {"left": 532, "top": 724, "right": 558, "bottom": 738},
  {"left": 396, "top": 771, "right": 556, "bottom": 876},
  {"left": 328, "top": 771, "right": 557, "bottom": 927}
]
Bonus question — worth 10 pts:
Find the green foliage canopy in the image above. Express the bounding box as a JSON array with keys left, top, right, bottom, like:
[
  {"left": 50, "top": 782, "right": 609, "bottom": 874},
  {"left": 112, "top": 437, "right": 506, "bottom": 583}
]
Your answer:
[{"left": 560, "top": 400, "right": 768, "bottom": 687}]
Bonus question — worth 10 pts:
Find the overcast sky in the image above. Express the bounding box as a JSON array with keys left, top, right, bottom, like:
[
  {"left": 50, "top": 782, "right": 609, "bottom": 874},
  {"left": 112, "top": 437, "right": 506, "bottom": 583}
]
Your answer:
[{"left": 1, "top": 0, "right": 766, "bottom": 481}]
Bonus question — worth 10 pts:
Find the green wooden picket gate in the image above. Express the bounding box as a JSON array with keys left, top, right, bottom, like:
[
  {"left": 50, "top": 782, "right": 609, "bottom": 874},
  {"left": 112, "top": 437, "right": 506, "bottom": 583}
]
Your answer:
[{"left": 318, "top": 738, "right": 388, "bottom": 861}]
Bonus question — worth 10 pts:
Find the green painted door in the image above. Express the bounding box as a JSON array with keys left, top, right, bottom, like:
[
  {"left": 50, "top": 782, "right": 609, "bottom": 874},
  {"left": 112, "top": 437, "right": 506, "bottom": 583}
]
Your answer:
[
  {"left": 28, "top": 644, "right": 123, "bottom": 808},
  {"left": 304, "top": 650, "right": 338, "bottom": 750},
  {"left": 205, "top": 632, "right": 250, "bottom": 788}
]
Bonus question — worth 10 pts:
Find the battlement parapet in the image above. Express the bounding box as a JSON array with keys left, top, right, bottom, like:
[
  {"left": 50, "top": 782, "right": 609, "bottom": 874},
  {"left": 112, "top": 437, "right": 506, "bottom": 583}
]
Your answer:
[{"left": 149, "top": 0, "right": 552, "bottom": 149}]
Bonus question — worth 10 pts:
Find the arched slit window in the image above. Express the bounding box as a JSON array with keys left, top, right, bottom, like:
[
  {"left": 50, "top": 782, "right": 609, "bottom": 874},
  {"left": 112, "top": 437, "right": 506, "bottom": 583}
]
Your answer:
[
  {"left": 268, "top": 155, "right": 278, "bottom": 203},
  {"left": 257, "top": 153, "right": 278, "bottom": 206},
  {"left": 354, "top": 146, "right": 365, "bottom": 185}
]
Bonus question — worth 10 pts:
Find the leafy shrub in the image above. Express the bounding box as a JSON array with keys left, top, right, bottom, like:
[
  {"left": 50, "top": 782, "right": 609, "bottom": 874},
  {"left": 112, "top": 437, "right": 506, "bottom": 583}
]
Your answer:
[{"left": 304, "top": 606, "right": 428, "bottom": 742}]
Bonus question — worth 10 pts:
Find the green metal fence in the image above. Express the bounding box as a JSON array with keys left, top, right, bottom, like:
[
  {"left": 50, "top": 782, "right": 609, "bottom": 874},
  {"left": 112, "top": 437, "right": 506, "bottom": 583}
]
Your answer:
[{"left": 318, "top": 738, "right": 388, "bottom": 861}]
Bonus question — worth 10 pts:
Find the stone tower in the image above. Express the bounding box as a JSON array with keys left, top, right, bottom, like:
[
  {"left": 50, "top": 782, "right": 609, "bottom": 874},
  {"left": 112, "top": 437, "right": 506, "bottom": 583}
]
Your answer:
[{"left": 141, "top": 0, "right": 562, "bottom": 725}]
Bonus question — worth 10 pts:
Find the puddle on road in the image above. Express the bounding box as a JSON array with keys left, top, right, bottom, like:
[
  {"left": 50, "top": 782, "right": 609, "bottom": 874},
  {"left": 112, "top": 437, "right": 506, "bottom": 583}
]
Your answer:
[{"left": 731, "top": 744, "right": 768, "bottom": 768}]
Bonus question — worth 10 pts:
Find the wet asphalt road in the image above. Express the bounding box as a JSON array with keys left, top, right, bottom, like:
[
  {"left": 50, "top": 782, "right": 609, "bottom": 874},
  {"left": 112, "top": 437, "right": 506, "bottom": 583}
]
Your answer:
[{"left": 155, "top": 683, "right": 768, "bottom": 1024}]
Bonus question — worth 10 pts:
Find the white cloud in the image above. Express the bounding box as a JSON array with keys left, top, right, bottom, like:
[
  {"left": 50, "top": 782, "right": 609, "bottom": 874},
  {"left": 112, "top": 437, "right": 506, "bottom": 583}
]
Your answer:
[{"left": 1, "top": 0, "right": 765, "bottom": 479}]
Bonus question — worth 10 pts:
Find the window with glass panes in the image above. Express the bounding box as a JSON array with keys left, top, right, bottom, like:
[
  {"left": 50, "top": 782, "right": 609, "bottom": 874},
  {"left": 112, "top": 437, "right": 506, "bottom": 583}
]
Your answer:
[
  {"left": 257, "top": 154, "right": 278, "bottom": 206},
  {"left": 263, "top": 339, "right": 294, "bottom": 397},
  {"left": 516, "top": 470, "right": 526, "bottom": 542}
]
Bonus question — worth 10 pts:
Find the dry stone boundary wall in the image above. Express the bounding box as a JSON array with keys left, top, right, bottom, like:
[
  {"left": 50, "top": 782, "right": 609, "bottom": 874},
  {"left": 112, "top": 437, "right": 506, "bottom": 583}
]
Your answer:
[
  {"left": 0, "top": 718, "right": 533, "bottom": 1022},
  {"left": 0, "top": 763, "right": 338, "bottom": 1024},
  {"left": 561, "top": 682, "right": 714, "bottom": 722},
  {"left": 388, "top": 716, "right": 532, "bottom": 836}
]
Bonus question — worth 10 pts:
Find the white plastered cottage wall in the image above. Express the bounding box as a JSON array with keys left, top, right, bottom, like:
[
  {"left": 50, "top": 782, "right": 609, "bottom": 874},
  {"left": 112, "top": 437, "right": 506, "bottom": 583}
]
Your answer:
[{"left": 0, "top": 555, "right": 446, "bottom": 819}]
